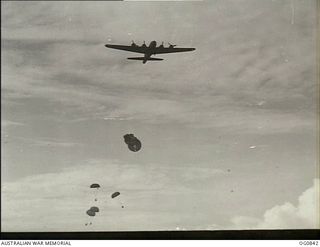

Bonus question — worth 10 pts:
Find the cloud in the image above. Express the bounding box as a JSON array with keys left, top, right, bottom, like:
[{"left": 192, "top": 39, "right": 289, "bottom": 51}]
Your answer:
[
  {"left": 1, "top": 159, "right": 225, "bottom": 231},
  {"left": 2, "top": 1, "right": 317, "bottom": 133},
  {"left": 103, "top": 116, "right": 133, "bottom": 121},
  {"left": 1, "top": 1, "right": 318, "bottom": 233},
  {"left": 2, "top": 120, "right": 25, "bottom": 127},
  {"left": 9, "top": 137, "right": 82, "bottom": 148},
  {"left": 30, "top": 140, "right": 82, "bottom": 148},
  {"left": 229, "top": 178, "right": 319, "bottom": 229}
]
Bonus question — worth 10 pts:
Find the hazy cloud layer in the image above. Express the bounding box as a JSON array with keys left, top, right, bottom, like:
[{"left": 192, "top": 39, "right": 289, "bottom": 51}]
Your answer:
[
  {"left": 2, "top": 0, "right": 318, "bottom": 231},
  {"left": 2, "top": 159, "right": 318, "bottom": 231},
  {"left": 2, "top": 0, "right": 317, "bottom": 132},
  {"left": 2, "top": 159, "right": 225, "bottom": 231}
]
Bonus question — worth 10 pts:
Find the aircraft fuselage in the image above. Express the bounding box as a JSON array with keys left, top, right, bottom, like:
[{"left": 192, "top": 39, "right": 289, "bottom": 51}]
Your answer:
[{"left": 143, "top": 41, "right": 157, "bottom": 63}]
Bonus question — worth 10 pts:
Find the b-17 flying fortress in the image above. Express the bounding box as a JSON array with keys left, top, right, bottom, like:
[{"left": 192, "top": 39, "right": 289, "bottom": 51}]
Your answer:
[{"left": 105, "top": 40, "right": 196, "bottom": 64}]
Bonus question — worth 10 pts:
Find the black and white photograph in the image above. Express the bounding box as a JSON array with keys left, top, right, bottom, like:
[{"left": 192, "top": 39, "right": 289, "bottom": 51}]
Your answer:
[{"left": 1, "top": 0, "right": 319, "bottom": 236}]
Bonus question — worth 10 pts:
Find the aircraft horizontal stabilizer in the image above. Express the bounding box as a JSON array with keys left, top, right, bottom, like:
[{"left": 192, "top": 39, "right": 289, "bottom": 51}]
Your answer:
[{"left": 127, "top": 57, "right": 163, "bottom": 61}]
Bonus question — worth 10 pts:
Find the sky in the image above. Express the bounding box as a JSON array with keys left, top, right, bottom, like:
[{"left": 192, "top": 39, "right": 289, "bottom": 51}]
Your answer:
[{"left": 1, "top": 0, "right": 319, "bottom": 231}]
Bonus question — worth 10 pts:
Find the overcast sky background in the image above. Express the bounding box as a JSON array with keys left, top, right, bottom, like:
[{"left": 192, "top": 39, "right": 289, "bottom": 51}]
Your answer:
[{"left": 1, "top": 0, "right": 319, "bottom": 231}]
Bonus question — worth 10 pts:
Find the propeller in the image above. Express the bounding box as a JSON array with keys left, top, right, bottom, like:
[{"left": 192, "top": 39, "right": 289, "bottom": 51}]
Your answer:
[{"left": 168, "top": 42, "right": 177, "bottom": 48}]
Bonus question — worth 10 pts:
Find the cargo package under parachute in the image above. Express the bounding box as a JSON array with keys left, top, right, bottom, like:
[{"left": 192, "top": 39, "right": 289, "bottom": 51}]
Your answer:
[{"left": 123, "top": 134, "right": 141, "bottom": 152}]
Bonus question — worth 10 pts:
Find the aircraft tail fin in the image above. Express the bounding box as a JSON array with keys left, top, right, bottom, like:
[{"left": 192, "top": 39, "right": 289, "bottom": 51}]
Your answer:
[{"left": 127, "top": 57, "right": 163, "bottom": 61}]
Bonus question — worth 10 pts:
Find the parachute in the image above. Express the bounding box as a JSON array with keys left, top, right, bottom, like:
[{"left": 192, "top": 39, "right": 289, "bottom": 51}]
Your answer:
[
  {"left": 111, "top": 192, "right": 120, "bottom": 198},
  {"left": 123, "top": 134, "right": 141, "bottom": 152},
  {"left": 90, "top": 206, "right": 99, "bottom": 212},
  {"left": 86, "top": 209, "right": 96, "bottom": 217},
  {"left": 85, "top": 184, "right": 101, "bottom": 226},
  {"left": 90, "top": 183, "right": 100, "bottom": 189}
]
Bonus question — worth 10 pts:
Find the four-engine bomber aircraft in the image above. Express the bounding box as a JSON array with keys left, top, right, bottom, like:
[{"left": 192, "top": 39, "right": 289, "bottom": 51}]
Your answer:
[{"left": 105, "top": 41, "right": 196, "bottom": 64}]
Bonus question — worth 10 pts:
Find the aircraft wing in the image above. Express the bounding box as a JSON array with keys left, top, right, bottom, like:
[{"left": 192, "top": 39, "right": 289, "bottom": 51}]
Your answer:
[
  {"left": 155, "top": 47, "right": 196, "bottom": 54},
  {"left": 105, "top": 44, "right": 147, "bottom": 54}
]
